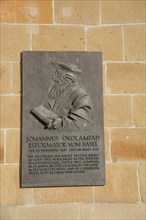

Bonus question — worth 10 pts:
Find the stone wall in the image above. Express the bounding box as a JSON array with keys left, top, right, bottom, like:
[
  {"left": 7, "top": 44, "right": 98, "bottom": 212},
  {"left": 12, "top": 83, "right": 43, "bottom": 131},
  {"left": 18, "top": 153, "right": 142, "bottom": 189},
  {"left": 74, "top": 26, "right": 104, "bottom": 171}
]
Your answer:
[{"left": 0, "top": 1, "right": 145, "bottom": 219}]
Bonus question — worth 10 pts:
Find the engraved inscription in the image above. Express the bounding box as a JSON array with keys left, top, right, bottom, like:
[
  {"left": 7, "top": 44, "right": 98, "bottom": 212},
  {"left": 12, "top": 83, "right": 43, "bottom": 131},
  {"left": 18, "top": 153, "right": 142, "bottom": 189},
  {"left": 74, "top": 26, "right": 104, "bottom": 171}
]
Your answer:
[
  {"left": 28, "top": 154, "right": 99, "bottom": 175},
  {"left": 26, "top": 135, "right": 100, "bottom": 176}
]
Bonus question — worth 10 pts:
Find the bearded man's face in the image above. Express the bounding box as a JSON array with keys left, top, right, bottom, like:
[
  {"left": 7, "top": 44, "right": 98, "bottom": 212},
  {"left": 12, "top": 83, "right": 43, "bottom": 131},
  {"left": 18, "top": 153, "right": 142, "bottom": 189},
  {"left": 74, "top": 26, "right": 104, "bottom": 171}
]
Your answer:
[
  {"left": 52, "top": 68, "right": 68, "bottom": 84},
  {"left": 52, "top": 70, "right": 61, "bottom": 84}
]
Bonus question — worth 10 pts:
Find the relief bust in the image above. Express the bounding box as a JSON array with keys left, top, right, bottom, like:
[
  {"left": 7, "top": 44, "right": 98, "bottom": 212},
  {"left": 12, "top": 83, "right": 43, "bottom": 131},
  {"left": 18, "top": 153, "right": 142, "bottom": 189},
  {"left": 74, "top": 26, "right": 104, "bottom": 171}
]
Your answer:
[{"left": 30, "top": 61, "right": 93, "bottom": 130}]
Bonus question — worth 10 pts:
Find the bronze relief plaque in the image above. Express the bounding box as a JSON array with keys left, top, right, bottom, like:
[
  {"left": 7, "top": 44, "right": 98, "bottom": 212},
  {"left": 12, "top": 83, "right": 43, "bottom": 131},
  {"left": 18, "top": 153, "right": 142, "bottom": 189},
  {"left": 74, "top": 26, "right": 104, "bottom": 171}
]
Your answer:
[{"left": 21, "top": 51, "right": 105, "bottom": 187}]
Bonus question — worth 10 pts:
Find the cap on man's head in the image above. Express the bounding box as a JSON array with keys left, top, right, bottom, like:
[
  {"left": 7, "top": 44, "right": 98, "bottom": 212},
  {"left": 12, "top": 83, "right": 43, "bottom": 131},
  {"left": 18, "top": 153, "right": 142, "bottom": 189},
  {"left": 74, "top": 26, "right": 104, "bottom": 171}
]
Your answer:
[{"left": 51, "top": 61, "right": 82, "bottom": 75}]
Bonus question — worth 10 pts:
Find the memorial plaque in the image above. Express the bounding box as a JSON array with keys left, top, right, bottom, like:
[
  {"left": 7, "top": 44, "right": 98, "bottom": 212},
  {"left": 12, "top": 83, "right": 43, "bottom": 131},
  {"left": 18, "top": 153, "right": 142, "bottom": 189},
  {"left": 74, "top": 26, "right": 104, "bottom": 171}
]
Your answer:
[{"left": 21, "top": 51, "right": 105, "bottom": 187}]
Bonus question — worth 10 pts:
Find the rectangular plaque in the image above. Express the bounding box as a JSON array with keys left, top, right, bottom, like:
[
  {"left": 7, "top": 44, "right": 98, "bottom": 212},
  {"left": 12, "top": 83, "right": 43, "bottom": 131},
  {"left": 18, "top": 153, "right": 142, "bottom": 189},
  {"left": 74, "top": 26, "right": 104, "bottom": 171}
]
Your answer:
[{"left": 21, "top": 51, "right": 105, "bottom": 187}]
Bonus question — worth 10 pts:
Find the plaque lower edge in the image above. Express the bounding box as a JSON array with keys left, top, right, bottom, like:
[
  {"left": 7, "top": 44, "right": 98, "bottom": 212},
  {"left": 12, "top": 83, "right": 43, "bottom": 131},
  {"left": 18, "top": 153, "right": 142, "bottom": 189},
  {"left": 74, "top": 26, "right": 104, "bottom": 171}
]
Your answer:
[{"left": 21, "top": 181, "right": 106, "bottom": 188}]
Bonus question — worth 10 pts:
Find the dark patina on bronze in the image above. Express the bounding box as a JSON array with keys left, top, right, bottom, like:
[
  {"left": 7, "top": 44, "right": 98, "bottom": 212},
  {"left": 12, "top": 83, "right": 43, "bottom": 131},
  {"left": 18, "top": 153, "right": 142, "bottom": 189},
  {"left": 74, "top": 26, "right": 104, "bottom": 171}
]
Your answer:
[{"left": 21, "top": 52, "right": 105, "bottom": 187}]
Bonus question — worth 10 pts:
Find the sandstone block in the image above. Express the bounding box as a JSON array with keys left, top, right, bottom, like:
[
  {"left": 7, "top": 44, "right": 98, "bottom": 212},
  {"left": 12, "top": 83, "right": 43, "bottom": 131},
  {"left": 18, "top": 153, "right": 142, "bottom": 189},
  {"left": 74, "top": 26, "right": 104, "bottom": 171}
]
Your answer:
[
  {"left": 0, "top": 63, "right": 11, "bottom": 94},
  {"left": 81, "top": 203, "right": 146, "bottom": 220},
  {"left": 0, "top": 0, "right": 52, "bottom": 24},
  {"left": 0, "top": 0, "right": 15, "bottom": 23},
  {"left": 0, "top": 165, "right": 32, "bottom": 205},
  {"left": 6, "top": 130, "right": 20, "bottom": 163},
  {"left": 32, "top": 26, "right": 85, "bottom": 51},
  {"left": 95, "top": 163, "right": 138, "bottom": 202},
  {"left": 111, "top": 128, "right": 146, "bottom": 161},
  {"left": 12, "top": 64, "right": 21, "bottom": 93},
  {"left": 1, "top": 25, "right": 30, "bottom": 61},
  {"left": 104, "top": 96, "right": 132, "bottom": 127},
  {"left": 0, "top": 130, "right": 4, "bottom": 164},
  {"left": 86, "top": 26, "right": 123, "bottom": 61},
  {"left": 0, "top": 96, "right": 20, "bottom": 128},
  {"left": 15, "top": 204, "right": 80, "bottom": 220},
  {"left": 55, "top": 0, "right": 100, "bottom": 24},
  {"left": 107, "top": 63, "right": 145, "bottom": 94},
  {"left": 0, "top": 206, "right": 14, "bottom": 220},
  {"left": 102, "top": 64, "right": 106, "bottom": 94},
  {"left": 102, "top": 1, "right": 145, "bottom": 24},
  {"left": 133, "top": 95, "right": 146, "bottom": 127},
  {"left": 34, "top": 186, "right": 93, "bottom": 204},
  {"left": 104, "top": 129, "right": 111, "bottom": 161},
  {"left": 139, "top": 163, "right": 146, "bottom": 202},
  {"left": 124, "top": 25, "right": 145, "bottom": 61}
]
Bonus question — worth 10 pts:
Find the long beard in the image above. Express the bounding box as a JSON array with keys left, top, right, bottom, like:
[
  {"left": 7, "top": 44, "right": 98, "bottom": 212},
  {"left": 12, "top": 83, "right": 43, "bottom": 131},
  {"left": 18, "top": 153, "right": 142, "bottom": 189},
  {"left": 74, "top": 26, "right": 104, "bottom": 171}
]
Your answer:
[
  {"left": 49, "top": 84, "right": 60, "bottom": 99},
  {"left": 44, "top": 80, "right": 72, "bottom": 110},
  {"left": 53, "top": 81, "right": 71, "bottom": 97}
]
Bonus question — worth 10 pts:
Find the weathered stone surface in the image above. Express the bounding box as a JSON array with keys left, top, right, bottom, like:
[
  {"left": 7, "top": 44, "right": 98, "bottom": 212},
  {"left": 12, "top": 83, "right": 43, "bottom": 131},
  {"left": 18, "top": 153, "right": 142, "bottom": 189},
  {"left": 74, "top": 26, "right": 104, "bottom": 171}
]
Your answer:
[
  {"left": 0, "top": 96, "right": 20, "bottom": 128},
  {"left": 12, "top": 64, "right": 21, "bottom": 93},
  {"left": 124, "top": 25, "right": 145, "bottom": 61},
  {"left": 55, "top": 1, "right": 100, "bottom": 24},
  {"left": 95, "top": 163, "right": 138, "bottom": 202},
  {"left": 0, "top": 165, "right": 32, "bottom": 205},
  {"left": 139, "top": 163, "right": 146, "bottom": 202},
  {"left": 1, "top": 25, "right": 30, "bottom": 61},
  {"left": 34, "top": 186, "right": 93, "bottom": 203},
  {"left": 0, "top": 206, "right": 14, "bottom": 220},
  {"left": 104, "top": 96, "right": 132, "bottom": 127},
  {"left": 15, "top": 204, "right": 80, "bottom": 220},
  {"left": 0, "top": 0, "right": 15, "bottom": 22},
  {"left": 107, "top": 64, "right": 145, "bottom": 94},
  {"left": 111, "top": 129, "right": 146, "bottom": 161},
  {"left": 104, "top": 129, "right": 111, "bottom": 161},
  {"left": 0, "top": 63, "right": 11, "bottom": 94},
  {"left": 0, "top": 0, "right": 52, "bottom": 24},
  {"left": 102, "top": 64, "right": 106, "bottom": 94},
  {"left": 86, "top": 26, "right": 123, "bottom": 61},
  {"left": 0, "top": 130, "right": 4, "bottom": 164},
  {"left": 102, "top": 1, "right": 145, "bottom": 24},
  {"left": 6, "top": 130, "right": 20, "bottom": 163},
  {"left": 133, "top": 96, "right": 145, "bottom": 127},
  {"left": 81, "top": 203, "right": 146, "bottom": 220},
  {"left": 32, "top": 26, "right": 85, "bottom": 51}
]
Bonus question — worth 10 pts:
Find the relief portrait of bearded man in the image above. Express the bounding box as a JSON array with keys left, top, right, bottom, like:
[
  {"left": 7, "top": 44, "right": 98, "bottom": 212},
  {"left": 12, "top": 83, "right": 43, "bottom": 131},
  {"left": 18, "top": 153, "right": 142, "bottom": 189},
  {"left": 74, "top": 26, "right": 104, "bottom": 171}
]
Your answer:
[{"left": 30, "top": 61, "right": 93, "bottom": 130}]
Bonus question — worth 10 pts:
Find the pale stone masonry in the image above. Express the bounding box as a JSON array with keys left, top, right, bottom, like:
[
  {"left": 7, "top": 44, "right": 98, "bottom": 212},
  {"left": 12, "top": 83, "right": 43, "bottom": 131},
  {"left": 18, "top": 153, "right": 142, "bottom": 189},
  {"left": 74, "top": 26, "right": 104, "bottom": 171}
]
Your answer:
[
  {"left": 107, "top": 63, "right": 145, "bottom": 94},
  {"left": 1, "top": 25, "right": 30, "bottom": 61},
  {"left": 86, "top": 26, "right": 123, "bottom": 61},
  {"left": 54, "top": 1, "right": 100, "bottom": 24},
  {"left": 124, "top": 25, "right": 145, "bottom": 61},
  {"left": 104, "top": 96, "right": 133, "bottom": 127},
  {"left": 0, "top": 63, "right": 11, "bottom": 93},
  {"left": 95, "top": 163, "right": 139, "bottom": 202},
  {"left": 81, "top": 204, "right": 146, "bottom": 220},
  {"left": 0, "top": 165, "right": 32, "bottom": 206},
  {"left": 1, "top": 96, "right": 20, "bottom": 128},
  {"left": 101, "top": 1, "right": 145, "bottom": 24},
  {"left": 133, "top": 95, "right": 146, "bottom": 127},
  {"left": 0, "top": 0, "right": 145, "bottom": 219},
  {"left": 1, "top": 0, "right": 53, "bottom": 24},
  {"left": 6, "top": 130, "right": 20, "bottom": 163},
  {"left": 139, "top": 163, "right": 146, "bottom": 202},
  {"left": 111, "top": 128, "right": 146, "bottom": 161},
  {"left": 33, "top": 186, "right": 93, "bottom": 204},
  {"left": 32, "top": 26, "right": 85, "bottom": 51}
]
